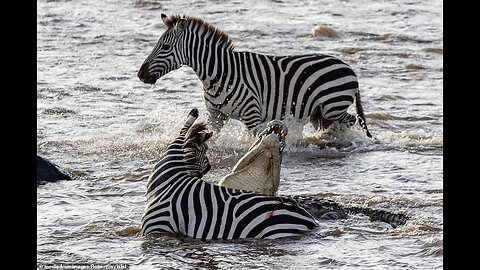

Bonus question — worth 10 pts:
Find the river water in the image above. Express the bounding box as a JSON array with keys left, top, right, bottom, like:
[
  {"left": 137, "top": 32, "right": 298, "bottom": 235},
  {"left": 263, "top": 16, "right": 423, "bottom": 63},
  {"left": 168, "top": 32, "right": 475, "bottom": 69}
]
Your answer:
[{"left": 37, "top": 0, "right": 443, "bottom": 269}]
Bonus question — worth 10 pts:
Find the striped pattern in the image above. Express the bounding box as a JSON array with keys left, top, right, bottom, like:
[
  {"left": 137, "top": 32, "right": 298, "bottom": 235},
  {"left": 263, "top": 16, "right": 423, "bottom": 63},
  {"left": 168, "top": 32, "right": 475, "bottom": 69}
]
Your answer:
[
  {"left": 138, "top": 14, "right": 372, "bottom": 137},
  {"left": 141, "top": 108, "right": 318, "bottom": 239},
  {"left": 209, "top": 53, "right": 359, "bottom": 125}
]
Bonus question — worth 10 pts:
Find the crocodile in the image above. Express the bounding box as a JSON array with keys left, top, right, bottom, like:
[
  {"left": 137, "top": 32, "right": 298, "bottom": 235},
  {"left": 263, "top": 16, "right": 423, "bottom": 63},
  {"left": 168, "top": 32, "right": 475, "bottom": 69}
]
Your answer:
[{"left": 217, "top": 120, "right": 408, "bottom": 228}]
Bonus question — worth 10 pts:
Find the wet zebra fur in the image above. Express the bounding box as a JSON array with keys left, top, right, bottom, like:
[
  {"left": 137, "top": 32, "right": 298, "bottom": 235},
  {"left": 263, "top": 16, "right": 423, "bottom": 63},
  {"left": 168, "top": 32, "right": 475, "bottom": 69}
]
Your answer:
[
  {"left": 141, "top": 108, "right": 318, "bottom": 239},
  {"left": 138, "top": 14, "right": 373, "bottom": 138}
]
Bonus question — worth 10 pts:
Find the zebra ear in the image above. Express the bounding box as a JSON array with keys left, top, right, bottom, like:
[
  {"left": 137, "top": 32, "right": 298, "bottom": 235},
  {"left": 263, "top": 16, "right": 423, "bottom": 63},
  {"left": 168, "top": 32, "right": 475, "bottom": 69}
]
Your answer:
[
  {"left": 161, "top": 14, "right": 169, "bottom": 26},
  {"left": 191, "top": 131, "right": 213, "bottom": 146},
  {"left": 202, "top": 131, "right": 213, "bottom": 142},
  {"left": 184, "top": 123, "right": 211, "bottom": 146},
  {"left": 174, "top": 18, "right": 188, "bottom": 35}
]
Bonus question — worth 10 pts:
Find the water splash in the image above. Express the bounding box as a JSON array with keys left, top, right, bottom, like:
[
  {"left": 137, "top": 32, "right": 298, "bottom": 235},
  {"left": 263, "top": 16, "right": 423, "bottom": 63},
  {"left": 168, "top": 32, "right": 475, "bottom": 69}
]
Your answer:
[{"left": 377, "top": 129, "right": 443, "bottom": 148}]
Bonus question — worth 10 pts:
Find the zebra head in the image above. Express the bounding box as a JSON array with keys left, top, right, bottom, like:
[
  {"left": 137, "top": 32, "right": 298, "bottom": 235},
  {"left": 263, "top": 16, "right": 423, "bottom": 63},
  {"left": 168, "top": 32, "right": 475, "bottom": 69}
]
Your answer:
[
  {"left": 138, "top": 14, "right": 188, "bottom": 84},
  {"left": 182, "top": 120, "right": 213, "bottom": 178}
]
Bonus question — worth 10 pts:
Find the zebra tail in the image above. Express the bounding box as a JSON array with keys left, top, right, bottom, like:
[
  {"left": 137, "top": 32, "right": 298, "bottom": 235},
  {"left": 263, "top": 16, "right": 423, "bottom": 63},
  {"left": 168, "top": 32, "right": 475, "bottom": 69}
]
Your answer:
[{"left": 354, "top": 89, "right": 373, "bottom": 138}]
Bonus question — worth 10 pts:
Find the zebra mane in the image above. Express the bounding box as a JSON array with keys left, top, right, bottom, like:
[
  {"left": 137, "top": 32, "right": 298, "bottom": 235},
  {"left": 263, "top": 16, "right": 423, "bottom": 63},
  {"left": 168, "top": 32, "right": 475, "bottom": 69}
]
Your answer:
[{"left": 164, "top": 14, "right": 235, "bottom": 51}]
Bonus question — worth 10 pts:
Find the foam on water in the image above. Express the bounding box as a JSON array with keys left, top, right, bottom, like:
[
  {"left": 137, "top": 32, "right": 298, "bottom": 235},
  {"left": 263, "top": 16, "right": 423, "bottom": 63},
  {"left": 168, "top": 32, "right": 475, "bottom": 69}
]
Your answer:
[
  {"left": 377, "top": 129, "right": 443, "bottom": 148},
  {"left": 211, "top": 119, "right": 256, "bottom": 150}
]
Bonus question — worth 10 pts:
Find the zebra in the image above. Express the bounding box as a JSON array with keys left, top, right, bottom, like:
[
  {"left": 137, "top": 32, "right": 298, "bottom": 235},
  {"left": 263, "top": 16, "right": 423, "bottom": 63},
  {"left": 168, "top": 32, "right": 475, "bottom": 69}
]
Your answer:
[
  {"left": 137, "top": 14, "right": 372, "bottom": 138},
  {"left": 141, "top": 108, "right": 318, "bottom": 239}
]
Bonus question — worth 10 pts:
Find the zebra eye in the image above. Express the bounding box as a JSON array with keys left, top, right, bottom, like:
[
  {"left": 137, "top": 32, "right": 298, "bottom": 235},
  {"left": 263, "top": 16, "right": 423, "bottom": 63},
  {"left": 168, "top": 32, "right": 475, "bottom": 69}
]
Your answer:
[{"left": 162, "top": 43, "right": 172, "bottom": 51}]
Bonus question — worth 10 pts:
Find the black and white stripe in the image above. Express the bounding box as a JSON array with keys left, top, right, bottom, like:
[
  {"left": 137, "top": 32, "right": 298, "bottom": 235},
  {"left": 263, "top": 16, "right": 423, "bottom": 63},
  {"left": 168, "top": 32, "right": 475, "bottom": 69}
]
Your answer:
[
  {"left": 141, "top": 108, "right": 318, "bottom": 239},
  {"left": 138, "top": 14, "right": 372, "bottom": 138}
]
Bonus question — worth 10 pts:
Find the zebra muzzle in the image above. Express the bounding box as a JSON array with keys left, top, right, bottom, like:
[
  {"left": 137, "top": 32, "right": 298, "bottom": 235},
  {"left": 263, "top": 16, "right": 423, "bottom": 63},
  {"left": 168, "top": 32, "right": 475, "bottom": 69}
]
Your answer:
[{"left": 138, "top": 62, "right": 158, "bottom": 84}]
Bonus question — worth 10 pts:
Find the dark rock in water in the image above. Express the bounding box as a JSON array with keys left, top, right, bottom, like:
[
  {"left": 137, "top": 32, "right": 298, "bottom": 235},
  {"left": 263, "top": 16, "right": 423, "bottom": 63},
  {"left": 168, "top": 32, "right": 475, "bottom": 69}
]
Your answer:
[{"left": 37, "top": 155, "right": 76, "bottom": 183}]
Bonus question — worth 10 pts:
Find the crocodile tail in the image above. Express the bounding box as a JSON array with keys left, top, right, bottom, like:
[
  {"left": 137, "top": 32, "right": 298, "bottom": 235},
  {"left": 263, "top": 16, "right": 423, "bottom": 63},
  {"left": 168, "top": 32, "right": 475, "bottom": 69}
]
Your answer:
[
  {"left": 345, "top": 206, "right": 408, "bottom": 228},
  {"left": 292, "top": 195, "right": 408, "bottom": 228}
]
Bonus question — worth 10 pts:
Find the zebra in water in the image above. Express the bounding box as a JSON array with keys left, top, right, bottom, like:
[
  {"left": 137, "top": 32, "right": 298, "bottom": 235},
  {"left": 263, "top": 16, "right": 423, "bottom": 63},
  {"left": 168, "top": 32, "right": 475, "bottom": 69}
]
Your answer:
[
  {"left": 141, "top": 108, "right": 318, "bottom": 239},
  {"left": 137, "top": 14, "right": 372, "bottom": 138}
]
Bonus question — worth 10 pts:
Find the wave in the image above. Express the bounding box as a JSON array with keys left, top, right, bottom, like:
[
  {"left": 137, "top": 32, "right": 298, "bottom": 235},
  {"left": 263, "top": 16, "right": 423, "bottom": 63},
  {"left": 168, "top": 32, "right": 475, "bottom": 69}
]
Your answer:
[
  {"left": 42, "top": 107, "right": 76, "bottom": 116},
  {"left": 38, "top": 126, "right": 441, "bottom": 172},
  {"left": 37, "top": 113, "right": 442, "bottom": 182},
  {"left": 360, "top": 33, "right": 438, "bottom": 44},
  {"left": 366, "top": 112, "right": 436, "bottom": 122},
  {"left": 377, "top": 129, "right": 443, "bottom": 148}
]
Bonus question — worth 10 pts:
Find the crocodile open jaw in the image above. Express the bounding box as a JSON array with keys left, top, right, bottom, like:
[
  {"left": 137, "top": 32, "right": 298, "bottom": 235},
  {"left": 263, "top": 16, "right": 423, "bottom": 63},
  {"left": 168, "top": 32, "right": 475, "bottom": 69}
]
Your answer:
[{"left": 218, "top": 120, "right": 288, "bottom": 196}]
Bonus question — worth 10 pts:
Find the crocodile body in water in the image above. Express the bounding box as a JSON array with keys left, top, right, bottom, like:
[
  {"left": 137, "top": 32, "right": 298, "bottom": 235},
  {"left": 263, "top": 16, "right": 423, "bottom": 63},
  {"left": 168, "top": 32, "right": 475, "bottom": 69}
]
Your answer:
[
  {"left": 217, "top": 120, "right": 408, "bottom": 228},
  {"left": 290, "top": 195, "right": 408, "bottom": 228}
]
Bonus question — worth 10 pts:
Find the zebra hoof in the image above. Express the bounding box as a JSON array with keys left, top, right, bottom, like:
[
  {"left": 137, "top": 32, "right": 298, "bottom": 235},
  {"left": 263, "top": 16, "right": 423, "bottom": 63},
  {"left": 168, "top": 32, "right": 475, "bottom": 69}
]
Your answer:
[{"left": 266, "top": 120, "right": 288, "bottom": 138}]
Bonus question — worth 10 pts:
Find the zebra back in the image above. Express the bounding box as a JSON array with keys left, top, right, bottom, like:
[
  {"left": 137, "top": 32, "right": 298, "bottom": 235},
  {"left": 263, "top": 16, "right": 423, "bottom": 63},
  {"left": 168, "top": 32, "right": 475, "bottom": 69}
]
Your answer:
[{"left": 142, "top": 178, "right": 318, "bottom": 239}]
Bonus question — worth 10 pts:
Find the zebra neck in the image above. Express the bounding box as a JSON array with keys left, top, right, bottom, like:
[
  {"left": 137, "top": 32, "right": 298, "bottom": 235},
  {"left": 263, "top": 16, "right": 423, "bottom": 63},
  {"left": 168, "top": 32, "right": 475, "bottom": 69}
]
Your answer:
[
  {"left": 146, "top": 153, "right": 197, "bottom": 197},
  {"left": 187, "top": 43, "right": 237, "bottom": 95}
]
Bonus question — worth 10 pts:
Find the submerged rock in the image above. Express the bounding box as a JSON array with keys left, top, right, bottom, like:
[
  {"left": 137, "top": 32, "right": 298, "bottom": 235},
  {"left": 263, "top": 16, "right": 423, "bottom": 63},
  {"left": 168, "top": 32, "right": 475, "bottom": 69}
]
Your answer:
[{"left": 311, "top": 24, "right": 340, "bottom": 38}]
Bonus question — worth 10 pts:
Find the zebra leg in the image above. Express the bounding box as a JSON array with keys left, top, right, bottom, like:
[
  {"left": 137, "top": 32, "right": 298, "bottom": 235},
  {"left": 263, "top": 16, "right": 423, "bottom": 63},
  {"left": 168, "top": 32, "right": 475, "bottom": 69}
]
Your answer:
[
  {"left": 207, "top": 109, "right": 229, "bottom": 135},
  {"left": 337, "top": 111, "right": 356, "bottom": 130},
  {"left": 309, "top": 106, "right": 322, "bottom": 131},
  {"left": 310, "top": 106, "right": 333, "bottom": 131},
  {"left": 320, "top": 118, "right": 334, "bottom": 130},
  {"left": 337, "top": 111, "right": 374, "bottom": 138}
]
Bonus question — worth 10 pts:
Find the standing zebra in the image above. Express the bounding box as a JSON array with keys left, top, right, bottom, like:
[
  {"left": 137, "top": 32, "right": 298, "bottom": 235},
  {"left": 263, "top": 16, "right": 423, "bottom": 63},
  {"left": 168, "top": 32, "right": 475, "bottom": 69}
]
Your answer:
[
  {"left": 138, "top": 14, "right": 372, "bottom": 138},
  {"left": 141, "top": 108, "right": 318, "bottom": 239}
]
